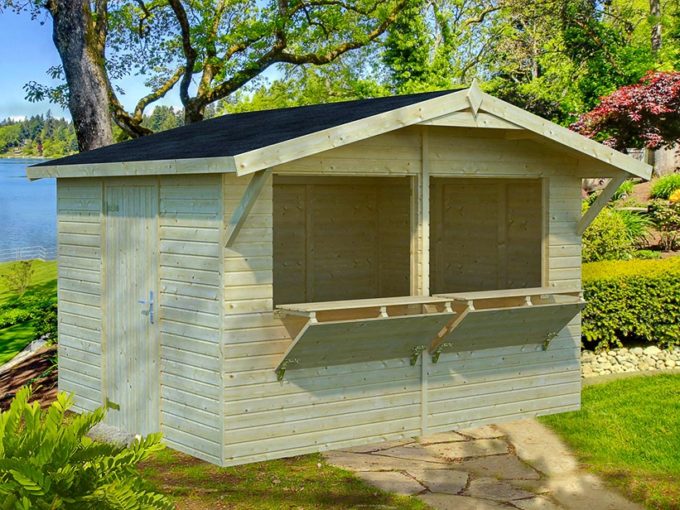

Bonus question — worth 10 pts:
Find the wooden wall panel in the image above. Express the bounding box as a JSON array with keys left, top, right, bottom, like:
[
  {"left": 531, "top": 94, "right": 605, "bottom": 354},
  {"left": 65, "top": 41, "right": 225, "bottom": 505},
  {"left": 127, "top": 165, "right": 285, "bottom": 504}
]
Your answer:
[
  {"left": 57, "top": 179, "right": 104, "bottom": 413},
  {"left": 158, "top": 175, "right": 223, "bottom": 464},
  {"left": 273, "top": 177, "right": 410, "bottom": 305},
  {"left": 430, "top": 178, "right": 542, "bottom": 293}
]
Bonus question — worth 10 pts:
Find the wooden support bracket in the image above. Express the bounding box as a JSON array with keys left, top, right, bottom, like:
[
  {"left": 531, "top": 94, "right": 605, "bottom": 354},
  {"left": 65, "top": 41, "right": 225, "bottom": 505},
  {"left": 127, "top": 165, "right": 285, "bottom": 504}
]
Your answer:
[
  {"left": 225, "top": 168, "right": 271, "bottom": 247},
  {"left": 577, "top": 174, "right": 627, "bottom": 235},
  {"left": 467, "top": 79, "right": 483, "bottom": 117}
]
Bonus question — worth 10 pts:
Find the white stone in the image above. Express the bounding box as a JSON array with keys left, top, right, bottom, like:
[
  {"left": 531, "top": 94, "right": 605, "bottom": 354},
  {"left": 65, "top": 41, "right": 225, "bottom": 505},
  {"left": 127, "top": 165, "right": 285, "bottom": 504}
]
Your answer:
[
  {"left": 644, "top": 346, "right": 661, "bottom": 356},
  {"left": 406, "top": 468, "right": 468, "bottom": 494},
  {"left": 631, "top": 347, "right": 643, "bottom": 355}
]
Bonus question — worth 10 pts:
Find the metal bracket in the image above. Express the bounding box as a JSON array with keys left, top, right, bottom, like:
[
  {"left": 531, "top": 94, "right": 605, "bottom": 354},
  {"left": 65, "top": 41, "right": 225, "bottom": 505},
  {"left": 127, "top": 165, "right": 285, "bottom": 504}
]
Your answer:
[
  {"left": 543, "top": 332, "right": 558, "bottom": 351},
  {"left": 275, "top": 358, "right": 299, "bottom": 381},
  {"left": 431, "top": 342, "right": 453, "bottom": 364},
  {"left": 138, "top": 290, "right": 155, "bottom": 324},
  {"left": 410, "top": 345, "right": 427, "bottom": 366}
]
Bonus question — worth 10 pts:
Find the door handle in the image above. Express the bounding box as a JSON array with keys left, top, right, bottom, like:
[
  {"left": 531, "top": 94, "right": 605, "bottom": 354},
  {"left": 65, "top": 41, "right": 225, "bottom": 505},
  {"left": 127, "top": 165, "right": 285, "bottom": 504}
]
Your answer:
[{"left": 138, "top": 290, "right": 155, "bottom": 324}]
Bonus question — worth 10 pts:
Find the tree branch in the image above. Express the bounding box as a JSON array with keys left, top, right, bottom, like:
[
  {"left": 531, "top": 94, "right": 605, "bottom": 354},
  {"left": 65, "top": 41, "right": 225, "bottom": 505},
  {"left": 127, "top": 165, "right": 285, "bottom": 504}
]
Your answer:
[
  {"left": 167, "top": 0, "right": 198, "bottom": 106},
  {"left": 133, "top": 67, "right": 184, "bottom": 121}
]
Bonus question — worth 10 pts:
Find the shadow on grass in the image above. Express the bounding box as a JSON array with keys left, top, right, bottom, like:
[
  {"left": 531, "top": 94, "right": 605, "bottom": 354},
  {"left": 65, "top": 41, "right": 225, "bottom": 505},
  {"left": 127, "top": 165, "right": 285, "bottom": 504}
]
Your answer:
[
  {"left": 139, "top": 449, "right": 428, "bottom": 510},
  {"left": 0, "top": 321, "right": 37, "bottom": 365}
]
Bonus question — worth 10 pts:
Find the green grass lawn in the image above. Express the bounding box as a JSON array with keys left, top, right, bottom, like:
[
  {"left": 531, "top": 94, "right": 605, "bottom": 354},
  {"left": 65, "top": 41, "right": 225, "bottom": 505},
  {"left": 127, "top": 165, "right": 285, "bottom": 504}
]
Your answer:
[
  {"left": 540, "top": 373, "right": 680, "bottom": 510},
  {"left": 139, "top": 448, "right": 430, "bottom": 510},
  {"left": 0, "top": 260, "right": 57, "bottom": 363}
]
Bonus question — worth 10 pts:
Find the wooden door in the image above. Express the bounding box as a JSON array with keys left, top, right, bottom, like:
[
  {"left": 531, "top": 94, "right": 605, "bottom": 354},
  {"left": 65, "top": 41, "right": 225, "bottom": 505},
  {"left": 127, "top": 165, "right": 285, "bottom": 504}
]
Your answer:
[{"left": 103, "top": 183, "right": 159, "bottom": 436}]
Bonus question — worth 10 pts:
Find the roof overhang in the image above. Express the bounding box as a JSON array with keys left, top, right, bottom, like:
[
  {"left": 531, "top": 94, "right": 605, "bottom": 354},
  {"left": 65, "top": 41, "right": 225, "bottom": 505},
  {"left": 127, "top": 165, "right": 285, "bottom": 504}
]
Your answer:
[{"left": 27, "top": 82, "right": 652, "bottom": 181}]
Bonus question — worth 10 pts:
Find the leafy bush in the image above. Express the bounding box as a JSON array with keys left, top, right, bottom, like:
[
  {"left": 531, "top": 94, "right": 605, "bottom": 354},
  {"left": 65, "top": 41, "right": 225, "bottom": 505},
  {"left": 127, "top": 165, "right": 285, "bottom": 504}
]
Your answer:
[
  {"left": 648, "top": 199, "right": 680, "bottom": 250},
  {"left": 582, "top": 258, "right": 680, "bottom": 350},
  {"left": 582, "top": 206, "right": 634, "bottom": 262},
  {"left": 616, "top": 209, "right": 652, "bottom": 247},
  {"left": 650, "top": 174, "right": 680, "bottom": 199},
  {"left": 632, "top": 249, "right": 661, "bottom": 260},
  {"left": 0, "top": 308, "right": 31, "bottom": 329},
  {"left": 0, "top": 290, "right": 58, "bottom": 341},
  {"left": 1, "top": 261, "right": 35, "bottom": 297},
  {"left": 670, "top": 189, "right": 680, "bottom": 204},
  {"left": 0, "top": 387, "right": 172, "bottom": 509}
]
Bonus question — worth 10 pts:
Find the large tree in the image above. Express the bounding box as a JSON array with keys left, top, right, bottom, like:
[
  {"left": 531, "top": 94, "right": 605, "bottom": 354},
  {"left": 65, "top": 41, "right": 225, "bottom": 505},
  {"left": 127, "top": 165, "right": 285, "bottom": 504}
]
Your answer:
[{"left": 3, "top": 0, "right": 407, "bottom": 150}]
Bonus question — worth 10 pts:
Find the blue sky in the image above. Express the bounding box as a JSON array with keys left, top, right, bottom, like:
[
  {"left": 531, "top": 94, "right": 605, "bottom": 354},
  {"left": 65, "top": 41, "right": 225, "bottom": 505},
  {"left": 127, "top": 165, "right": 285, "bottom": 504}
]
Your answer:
[{"left": 0, "top": 9, "right": 181, "bottom": 120}]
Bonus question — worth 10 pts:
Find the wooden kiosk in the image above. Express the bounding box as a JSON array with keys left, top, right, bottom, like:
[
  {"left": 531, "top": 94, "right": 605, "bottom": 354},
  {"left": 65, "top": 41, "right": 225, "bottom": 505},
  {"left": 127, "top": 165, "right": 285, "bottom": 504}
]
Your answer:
[{"left": 28, "top": 83, "right": 651, "bottom": 466}]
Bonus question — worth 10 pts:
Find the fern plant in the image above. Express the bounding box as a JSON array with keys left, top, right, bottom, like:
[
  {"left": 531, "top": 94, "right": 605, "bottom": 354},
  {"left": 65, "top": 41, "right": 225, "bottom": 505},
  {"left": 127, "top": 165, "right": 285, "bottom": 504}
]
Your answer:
[{"left": 0, "top": 387, "right": 173, "bottom": 510}]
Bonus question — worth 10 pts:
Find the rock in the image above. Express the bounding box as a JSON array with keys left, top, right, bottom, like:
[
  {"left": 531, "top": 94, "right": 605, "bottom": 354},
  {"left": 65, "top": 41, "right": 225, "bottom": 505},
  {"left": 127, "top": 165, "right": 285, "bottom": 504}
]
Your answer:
[
  {"left": 644, "top": 346, "right": 661, "bottom": 356},
  {"left": 638, "top": 362, "right": 650, "bottom": 371},
  {"left": 581, "top": 351, "right": 595, "bottom": 361},
  {"left": 631, "top": 347, "right": 643, "bottom": 355},
  {"left": 354, "top": 471, "right": 425, "bottom": 495},
  {"left": 465, "top": 477, "right": 536, "bottom": 501},
  {"left": 424, "top": 439, "right": 509, "bottom": 459},
  {"left": 406, "top": 468, "right": 468, "bottom": 494},
  {"left": 666, "top": 360, "right": 676, "bottom": 368}
]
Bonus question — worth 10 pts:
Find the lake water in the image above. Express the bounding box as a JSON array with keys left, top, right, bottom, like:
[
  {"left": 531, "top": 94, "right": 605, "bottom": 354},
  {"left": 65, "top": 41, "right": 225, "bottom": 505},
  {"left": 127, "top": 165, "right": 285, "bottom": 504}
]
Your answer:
[{"left": 0, "top": 159, "right": 56, "bottom": 258}]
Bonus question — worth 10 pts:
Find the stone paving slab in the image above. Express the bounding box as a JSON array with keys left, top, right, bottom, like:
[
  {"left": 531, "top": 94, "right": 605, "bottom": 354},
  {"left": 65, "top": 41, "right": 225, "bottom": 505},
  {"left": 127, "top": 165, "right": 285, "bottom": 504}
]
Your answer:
[
  {"left": 324, "top": 419, "right": 645, "bottom": 510},
  {"left": 465, "top": 477, "right": 536, "bottom": 501},
  {"left": 424, "top": 438, "right": 509, "bottom": 459},
  {"left": 354, "top": 471, "right": 425, "bottom": 496},
  {"left": 512, "top": 496, "right": 563, "bottom": 510},
  {"left": 377, "top": 445, "right": 449, "bottom": 464},
  {"left": 324, "top": 451, "right": 444, "bottom": 472},
  {"left": 418, "top": 494, "right": 508, "bottom": 510},
  {"left": 405, "top": 468, "right": 468, "bottom": 494},
  {"left": 453, "top": 453, "right": 541, "bottom": 480}
]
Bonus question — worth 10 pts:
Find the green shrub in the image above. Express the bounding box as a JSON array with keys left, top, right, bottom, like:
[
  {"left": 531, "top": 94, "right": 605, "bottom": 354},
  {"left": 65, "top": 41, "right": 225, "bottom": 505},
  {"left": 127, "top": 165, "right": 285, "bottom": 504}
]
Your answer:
[
  {"left": 632, "top": 249, "right": 661, "bottom": 260},
  {"left": 650, "top": 173, "right": 680, "bottom": 199},
  {"left": 0, "top": 387, "right": 172, "bottom": 509},
  {"left": 0, "top": 308, "right": 31, "bottom": 329},
  {"left": 582, "top": 206, "right": 634, "bottom": 262},
  {"left": 648, "top": 199, "right": 680, "bottom": 251},
  {"left": 582, "top": 258, "right": 680, "bottom": 350},
  {"left": 1, "top": 261, "right": 35, "bottom": 297},
  {"left": 616, "top": 209, "right": 652, "bottom": 247}
]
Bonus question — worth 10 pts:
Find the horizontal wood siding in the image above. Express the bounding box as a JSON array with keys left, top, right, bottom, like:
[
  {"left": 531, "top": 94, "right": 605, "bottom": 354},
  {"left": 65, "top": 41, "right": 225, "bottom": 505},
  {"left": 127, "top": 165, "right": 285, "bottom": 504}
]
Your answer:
[
  {"left": 223, "top": 173, "right": 422, "bottom": 466},
  {"left": 159, "top": 175, "right": 223, "bottom": 464},
  {"left": 425, "top": 172, "right": 582, "bottom": 431},
  {"left": 57, "top": 178, "right": 103, "bottom": 413}
]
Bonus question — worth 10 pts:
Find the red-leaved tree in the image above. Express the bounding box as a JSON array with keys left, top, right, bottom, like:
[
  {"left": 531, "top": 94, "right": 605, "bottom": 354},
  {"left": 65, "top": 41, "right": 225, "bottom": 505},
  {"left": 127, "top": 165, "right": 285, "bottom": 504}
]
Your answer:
[{"left": 571, "top": 71, "right": 680, "bottom": 151}]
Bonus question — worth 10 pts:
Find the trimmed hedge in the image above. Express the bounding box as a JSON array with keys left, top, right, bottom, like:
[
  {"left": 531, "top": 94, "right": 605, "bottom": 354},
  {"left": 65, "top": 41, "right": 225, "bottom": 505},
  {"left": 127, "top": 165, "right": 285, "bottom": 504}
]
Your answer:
[{"left": 582, "top": 257, "right": 680, "bottom": 350}]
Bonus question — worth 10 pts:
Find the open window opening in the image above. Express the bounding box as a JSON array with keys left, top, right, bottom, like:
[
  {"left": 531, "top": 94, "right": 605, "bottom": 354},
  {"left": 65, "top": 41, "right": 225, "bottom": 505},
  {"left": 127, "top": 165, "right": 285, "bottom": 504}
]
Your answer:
[
  {"left": 430, "top": 177, "right": 544, "bottom": 294},
  {"left": 273, "top": 175, "right": 412, "bottom": 306}
]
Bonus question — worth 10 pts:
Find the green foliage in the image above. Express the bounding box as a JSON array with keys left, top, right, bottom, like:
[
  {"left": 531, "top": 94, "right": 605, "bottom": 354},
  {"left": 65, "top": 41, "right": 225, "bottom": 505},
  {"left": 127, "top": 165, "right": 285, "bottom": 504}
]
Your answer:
[
  {"left": 1, "top": 261, "right": 35, "bottom": 297},
  {"left": 584, "top": 179, "right": 635, "bottom": 206},
  {"left": 0, "top": 114, "right": 77, "bottom": 158},
  {"left": 616, "top": 209, "right": 652, "bottom": 247},
  {"left": 648, "top": 199, "right": 680, "bottom": 250},
  {"left": 582, "top": 257, "right": 680, "bottom": 349},
  {"left": 0, "top": 387, "right": 172, "bottom": 510},
  {"left": 632, "top": 249, "right": 661, "bottom": 260},
  {"left": 582, "top": 206, "right": 634, "bottom": 262},
  {"left": 650, "top": 174, "right": 680, "bottom": 199}
]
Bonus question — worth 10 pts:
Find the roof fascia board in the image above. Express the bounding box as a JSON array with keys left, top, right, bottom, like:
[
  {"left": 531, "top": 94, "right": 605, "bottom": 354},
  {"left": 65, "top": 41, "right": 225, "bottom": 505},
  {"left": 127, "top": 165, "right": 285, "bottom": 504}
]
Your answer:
[
  {"left": 26, "top": 155, "right": 238, "bottom": 180},
  {"left": 233, "top": 89, "right": 471, "bottom": 176},
  {"left": 478, "top": 93, "right": 653, "bottom": 180}
]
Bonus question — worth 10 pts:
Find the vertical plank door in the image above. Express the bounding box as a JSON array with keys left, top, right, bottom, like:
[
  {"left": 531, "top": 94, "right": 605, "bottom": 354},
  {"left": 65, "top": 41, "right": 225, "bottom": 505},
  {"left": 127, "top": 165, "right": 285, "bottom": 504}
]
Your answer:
[{"left": 103, "top": 183, "right": 160, "bottom": 436}]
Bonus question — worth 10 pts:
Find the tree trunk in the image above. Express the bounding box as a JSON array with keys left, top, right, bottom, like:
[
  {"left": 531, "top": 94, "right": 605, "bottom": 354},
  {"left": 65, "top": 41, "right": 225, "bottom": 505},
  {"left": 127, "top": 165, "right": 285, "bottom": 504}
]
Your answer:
[
  {"left": 49, "top": 0, "right": 114, "bottom": 151},
  {"left": 650, "top": 0, "right": 662, "bottom": 54}
]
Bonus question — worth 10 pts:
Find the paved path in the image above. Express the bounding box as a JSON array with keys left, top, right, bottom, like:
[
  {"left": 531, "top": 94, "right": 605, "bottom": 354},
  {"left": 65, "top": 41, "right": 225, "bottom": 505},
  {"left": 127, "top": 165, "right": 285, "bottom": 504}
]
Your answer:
[{"left": 324, "top": 419, "right": 642, "bottom": 510}]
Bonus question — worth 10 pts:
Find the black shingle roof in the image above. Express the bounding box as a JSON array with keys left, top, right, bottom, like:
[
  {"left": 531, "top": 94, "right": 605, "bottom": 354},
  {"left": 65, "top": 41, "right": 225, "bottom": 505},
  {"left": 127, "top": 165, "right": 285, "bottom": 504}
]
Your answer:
[{"left": 34, "top": 89, "right": 456, "bottom": 168}]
